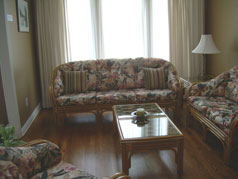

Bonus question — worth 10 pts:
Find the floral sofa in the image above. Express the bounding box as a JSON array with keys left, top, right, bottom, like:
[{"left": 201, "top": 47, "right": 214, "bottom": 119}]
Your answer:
[
  {"left": 0, "top": 140, "right": 129, "bottom": 179},
  {"left": 186, "top": 65, "right": 238, "bottom": 164},
  {"left": 50, "top": 58, "right": 183, "bottom": 123}
]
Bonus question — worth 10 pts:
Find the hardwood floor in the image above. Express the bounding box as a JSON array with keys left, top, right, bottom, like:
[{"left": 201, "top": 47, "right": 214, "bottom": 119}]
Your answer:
[{"left": 23, "top": 109, "right": 238, "bottom": 179}]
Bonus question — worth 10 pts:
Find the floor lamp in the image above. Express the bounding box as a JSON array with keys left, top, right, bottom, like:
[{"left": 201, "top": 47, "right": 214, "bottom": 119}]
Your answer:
[{"left": 192, "top": 34, "right": 221, "bottom": 80}]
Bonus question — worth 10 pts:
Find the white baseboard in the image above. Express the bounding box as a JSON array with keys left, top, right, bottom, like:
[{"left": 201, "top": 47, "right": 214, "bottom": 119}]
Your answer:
[{"left": 21, "top": 103, "right": 41, "bottom": 136}]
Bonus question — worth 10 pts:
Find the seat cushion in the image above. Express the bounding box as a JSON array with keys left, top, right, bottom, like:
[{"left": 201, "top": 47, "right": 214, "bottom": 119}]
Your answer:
[
  {"left": 56, "top": 92, "right": 96, "bottom": 106},
  {"left": 31, "top": 161, "right": 96, "bottom": 179},
  {"left": 134, "top": 88, "right": 176, "bottom": 102},
  {"left": 96, "top": 90, "right": 136, "bottom": 104},
  {"left": 188, "top": 96, "right": 238, "bottom": 134}
]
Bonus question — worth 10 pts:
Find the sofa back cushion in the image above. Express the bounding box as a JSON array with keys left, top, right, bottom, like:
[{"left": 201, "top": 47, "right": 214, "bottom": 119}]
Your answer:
[
  {"left": 96, "top": 58, "right": 141, "bottom": 91},
  {"left": 96, "top": 58, "right": 174, "bottom": 91},
  {"left": 143, "top": 67, "right": 166, "bottom": 89},
  {"left": 225, "top": 80, "right": 238, "bottom": 103},
  {"left": 212, "top": 65, "right": 238, "bottom": 97},
  {"left": 228, "top": 65, "right": 238, "bottom": 81}
]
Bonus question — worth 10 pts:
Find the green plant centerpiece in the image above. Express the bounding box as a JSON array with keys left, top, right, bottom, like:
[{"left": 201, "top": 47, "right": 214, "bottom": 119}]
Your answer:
[{"left": 0, "top": 125, "right": 24, "bottom": 147}]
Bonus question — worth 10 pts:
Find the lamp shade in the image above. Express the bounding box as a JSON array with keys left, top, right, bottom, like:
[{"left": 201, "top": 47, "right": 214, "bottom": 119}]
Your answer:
[{"left": 192, "top": 34, "right": 221, "bottom": 54}]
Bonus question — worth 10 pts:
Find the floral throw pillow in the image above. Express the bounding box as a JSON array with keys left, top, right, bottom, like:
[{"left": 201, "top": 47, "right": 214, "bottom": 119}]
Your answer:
[
  {"left": 225, "top": 80, "right": 238, "bottom": 103},
  {"left": 143, "top": 68, "right": 166, "bottom": 90}
]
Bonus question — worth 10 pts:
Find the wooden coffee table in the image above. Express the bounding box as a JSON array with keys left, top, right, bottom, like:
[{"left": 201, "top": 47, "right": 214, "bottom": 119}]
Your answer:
[{"left": 113, "top": 103, "right": 184, "bottom": 175}]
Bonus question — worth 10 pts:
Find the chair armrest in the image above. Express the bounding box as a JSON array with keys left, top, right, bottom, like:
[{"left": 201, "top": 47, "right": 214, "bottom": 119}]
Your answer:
[
  {"left": 1, "top": 140, "right": 62, "bottom": 178},
  {"left": 186, "top": 81, "right": 211, "bottom": 97},
  {"left": 186, "top": 71, "right": 230, "bottom": 98}
]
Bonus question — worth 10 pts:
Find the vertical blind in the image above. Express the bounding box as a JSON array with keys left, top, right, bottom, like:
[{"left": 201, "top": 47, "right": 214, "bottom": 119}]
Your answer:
[{"left": 65, "top": 0, "right": 169, "bottom": 61}]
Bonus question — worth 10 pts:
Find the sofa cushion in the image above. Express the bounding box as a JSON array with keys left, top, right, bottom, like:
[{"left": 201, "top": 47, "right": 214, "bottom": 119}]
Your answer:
[
  {"left": 96, "top": 58, "right": 142, "bottom": 91},
  {"left": 56, "top": 92, "right": 96, "bottom": 106},
  {"left": 96, "top": 90, "right": 136, "bottom": 104},
  {"left": 134, "top": 88, "right": 176, "bottom": 102},
  {"left": 31, "top": 161, "right": 96, "bottom": 179},
  {"left": 0, "top": 142, "right": 61, "bottom": 178},
  {"left": 64, "top": 71, "right": 87, "bottom": 94},
  {"left": 188, "top": 96, "right": 238, "bottom": 134},
  {"left": 225, "top": 80, "right": 238, "bottom": 103},
  {"left": 143, "top": 68, "right": 166, "bottom": 90}
]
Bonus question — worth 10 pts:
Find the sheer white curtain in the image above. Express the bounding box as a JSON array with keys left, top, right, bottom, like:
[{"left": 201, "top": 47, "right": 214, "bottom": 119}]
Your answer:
[
  {"left": 66, "top": 0, "right": 95, "bottom": 60},
  {"left": 102, "top": 0, "right": 144, "bottom": 58},
  {"left": 168, "top": 0, "right": 204, "bottom": 81},
  {"left": 35, "top": 0, "right": 69, "bottom": 108},
  {"left": 65, "top": 0, "right": 170, "bottom": 61}
]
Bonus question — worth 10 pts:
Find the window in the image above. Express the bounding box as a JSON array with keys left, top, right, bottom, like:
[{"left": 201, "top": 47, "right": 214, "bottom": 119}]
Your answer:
[
  {"left": 102, "top": 0, "right": 144, "bottom": 58},
  {"left": 66, "top": 0, "right": 169, "bottom": 61},
  {"left": 151, "top": 0, "right": 170, "bottom": 60},
  {"left": 66, "top": 0, "right": 95, "bottom": 60}
]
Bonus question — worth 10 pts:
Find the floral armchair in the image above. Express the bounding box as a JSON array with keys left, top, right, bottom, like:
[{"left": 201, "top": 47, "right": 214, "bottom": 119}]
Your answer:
[
  {"left": 0, "top": 140, "right": 130, "bottom": 179},
  {"left": 186, "top": 65, "right": 238, "bottom": 164}
]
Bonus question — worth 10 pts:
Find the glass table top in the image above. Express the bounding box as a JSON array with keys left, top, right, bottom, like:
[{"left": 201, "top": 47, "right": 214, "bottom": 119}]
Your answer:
[{"left": 114, "top": 103, "right": 183, "bottom": 140}]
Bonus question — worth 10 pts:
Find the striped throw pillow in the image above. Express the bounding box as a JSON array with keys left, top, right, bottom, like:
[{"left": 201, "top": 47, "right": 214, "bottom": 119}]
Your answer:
[
  {"left": 64, "top": 71, "right": 87, "bottom": 94},
  {"left": 143, "top": 68, "right": 166, "bottom": 89}
]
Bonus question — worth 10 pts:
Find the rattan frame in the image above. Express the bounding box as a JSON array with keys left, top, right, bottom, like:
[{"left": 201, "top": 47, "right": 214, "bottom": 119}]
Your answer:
[
  {"left": 49, "top": 61, "right": 184, "bottom": 125},
  {"left": 186, "top": 83, "right": 238, "bottom": 164}
]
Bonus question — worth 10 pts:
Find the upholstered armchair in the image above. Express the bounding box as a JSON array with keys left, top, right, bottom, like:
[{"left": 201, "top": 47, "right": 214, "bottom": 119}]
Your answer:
[{"left": 0, "top": 140, "right": 130, "bottom": 179}]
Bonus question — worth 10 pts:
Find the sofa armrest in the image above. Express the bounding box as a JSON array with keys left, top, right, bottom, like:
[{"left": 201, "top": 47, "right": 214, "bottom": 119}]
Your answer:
[
  {"left": 167, "top": 65, "right": 183, "bottom": 93},
  {"left": 0, "top": 140, "right": 62, "bottom": 178}
]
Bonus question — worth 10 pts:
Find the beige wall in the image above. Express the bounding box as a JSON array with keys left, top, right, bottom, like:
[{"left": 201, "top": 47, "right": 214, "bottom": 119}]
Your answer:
[
  {"left": 6, "top": 0, "right": 40, "bottom": 126},
  {"left": 206, "top": 0, "right": 238, "bottom": 76},
  {"left": 0, "top": 69, "right": 8, "bottom": 125}
]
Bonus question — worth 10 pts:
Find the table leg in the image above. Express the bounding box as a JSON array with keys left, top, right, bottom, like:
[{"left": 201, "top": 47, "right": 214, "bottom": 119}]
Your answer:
[
  {"left": 121, "top": 143, "right": 129, "bottom": 175},
  {"left": 113, "top": 112, "right": 117, "bottom": 134},
  {"left": 177, "top": 139, "right": 184, "bottom": 174}
]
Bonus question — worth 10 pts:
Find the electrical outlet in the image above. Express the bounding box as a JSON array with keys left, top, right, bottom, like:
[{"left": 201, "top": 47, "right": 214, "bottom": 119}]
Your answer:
[
  {"left": 25, "top": 97, "right": 29, "bottom": 107},
  {"left": 7, "top": 14, "right": 13, "bottom": 22}
]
